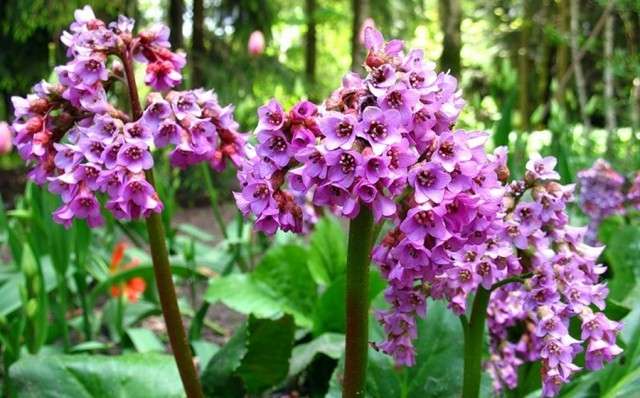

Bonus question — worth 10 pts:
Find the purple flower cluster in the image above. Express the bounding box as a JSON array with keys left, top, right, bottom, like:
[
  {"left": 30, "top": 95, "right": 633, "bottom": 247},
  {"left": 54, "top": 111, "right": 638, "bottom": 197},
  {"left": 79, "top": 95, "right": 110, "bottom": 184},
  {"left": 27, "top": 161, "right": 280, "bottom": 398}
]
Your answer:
[
  {"left": 485, "top": 173, "right": 621, "bottom": 396},
  {"left": 234, "top": 27, "right": 466, "bottom": 235},
  {"left": 144, "top": 90, "right": 246, "bottom": 171},
  {"left": 372, "top": 144, "right": 512, "bottom": 366},
  {"left": 576, "top": 159, "right": 625, "bottom": 244},
  {"left": 58, "top": 6, "right": 185, "bottom": 94},
  {"left": 10, "top": 7, "right": 243, "bottom": 228},
  {"left": 627, "top": 172, "right": 640, "bottom": 210}
]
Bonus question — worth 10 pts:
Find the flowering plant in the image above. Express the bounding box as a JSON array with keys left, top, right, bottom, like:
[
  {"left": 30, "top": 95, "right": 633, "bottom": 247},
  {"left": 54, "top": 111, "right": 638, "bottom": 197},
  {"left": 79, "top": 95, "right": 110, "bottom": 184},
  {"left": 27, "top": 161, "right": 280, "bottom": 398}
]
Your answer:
[
  {"left": 6, "top": 6, "right": 250, "bottom": 397},
  {"left": 234, "top": 27, "right": 621, "bottom": 397}
]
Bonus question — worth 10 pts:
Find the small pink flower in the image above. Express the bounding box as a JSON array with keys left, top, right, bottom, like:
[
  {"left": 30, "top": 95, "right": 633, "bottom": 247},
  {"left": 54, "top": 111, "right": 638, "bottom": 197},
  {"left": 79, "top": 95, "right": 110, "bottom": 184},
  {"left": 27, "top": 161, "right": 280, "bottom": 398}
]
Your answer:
[
  {"left": 0, "top": 122, "right": 13, "bottom": 154},
  {"left": 248, "top": 31, "right": 265, "bottom": 57}
]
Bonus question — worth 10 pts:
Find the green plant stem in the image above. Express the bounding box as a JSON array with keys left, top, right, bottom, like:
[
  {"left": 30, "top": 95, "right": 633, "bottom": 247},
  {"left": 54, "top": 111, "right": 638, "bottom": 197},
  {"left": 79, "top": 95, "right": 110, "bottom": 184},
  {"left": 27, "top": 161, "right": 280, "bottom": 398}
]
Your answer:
[
  {"left": 461, "top": 288, "right": 491, "bottom": 398},
  {"left": 55, "top": 273, "right": 71, "bottom": 352},
  {"left": 122, "top": 49, "right": 204, "bottom": 398},
  {"left": 115, "top": 294, "right": 124, "bottom": 340},
  {"left": 201, "top": 163, "right": 248, "bottom": 272},
  {"left": 200, "top": 163, "right": 228, "bottom": 240},
  {"left": 343, "top": 206, "right": 375, "bottom": 398},
  {"left": 74, "top": 271, "right": 93, "bottom": 340}
]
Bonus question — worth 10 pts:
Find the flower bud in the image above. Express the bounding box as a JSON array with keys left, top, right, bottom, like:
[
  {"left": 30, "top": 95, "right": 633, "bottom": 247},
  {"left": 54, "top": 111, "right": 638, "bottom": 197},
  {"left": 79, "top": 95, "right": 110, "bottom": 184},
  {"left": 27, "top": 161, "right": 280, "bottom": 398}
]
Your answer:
[
  {"left": 0, "top": 122, "right": 13, "bottom": 154},
  {"left": 248, "top": 31, "right": 265, "bottom": 57}
]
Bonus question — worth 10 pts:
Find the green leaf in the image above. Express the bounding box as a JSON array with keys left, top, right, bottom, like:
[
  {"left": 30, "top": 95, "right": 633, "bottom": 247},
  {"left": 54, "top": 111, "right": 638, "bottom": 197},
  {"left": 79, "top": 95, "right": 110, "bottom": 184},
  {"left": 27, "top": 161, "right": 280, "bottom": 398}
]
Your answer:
[
  {"left": 237, "top": 315, "right": 295, "bottom": 393},
  {"left": 201, "top": 315, "right": 295, "bottom": 397},
  {"left": 191, "top": 340, "right": 219, "bottom": 375},
  {"left": 313, "top": 271, "right": 386, "bottom": 335},
  {"left": 406, "top": 301, "right": 465, "bottom": 397},
  {"left": 126, "top": 328, "right": 165, "bottom": 353},
  {"left": 289, "top": 333, "right": 344, "bottom": 377},
  {"left": 307, "top": 216, "right": 347, "bottom": 285},
  {"left": 605, "top": 225, "right": 640, "bottom": 303},
  {"left": 10, "top": 353, "right": 184, "bottom": 397},
  {"left": 205, "top": 244, "right": 317, "bottom": 328},
  {"left": 69, "top": 341, "right": 112, "bottom": 353}
]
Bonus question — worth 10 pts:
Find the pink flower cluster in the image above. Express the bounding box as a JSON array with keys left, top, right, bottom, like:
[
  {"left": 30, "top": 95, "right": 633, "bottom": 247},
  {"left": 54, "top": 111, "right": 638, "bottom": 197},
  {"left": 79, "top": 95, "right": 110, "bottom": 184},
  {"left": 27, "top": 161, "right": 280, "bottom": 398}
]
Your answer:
[
  {"left": 486, "top": 173, "right": 621, "bottom": 396},
  {"left": 9, "top": 6, "right": 243, "bottom": 228},
  {"left": 577, "top": 159, "right": 625, "bottom": 244},
  {"left": 234, "top": 27, "right": 465, "bottom": 234}
]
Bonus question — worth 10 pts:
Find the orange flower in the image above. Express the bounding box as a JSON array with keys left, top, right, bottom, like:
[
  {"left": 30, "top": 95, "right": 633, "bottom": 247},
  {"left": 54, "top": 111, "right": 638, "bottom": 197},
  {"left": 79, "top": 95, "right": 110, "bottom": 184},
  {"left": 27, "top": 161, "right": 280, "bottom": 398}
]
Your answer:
[{"left": 109, "top": 242, "right": 146, "bottom": 303}]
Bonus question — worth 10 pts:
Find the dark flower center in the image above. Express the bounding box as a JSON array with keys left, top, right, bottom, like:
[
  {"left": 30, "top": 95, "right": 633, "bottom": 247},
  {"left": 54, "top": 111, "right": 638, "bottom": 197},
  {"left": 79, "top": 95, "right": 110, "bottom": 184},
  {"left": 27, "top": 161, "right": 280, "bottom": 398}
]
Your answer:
[
  {"left": 414, "top": 210, "right": 436, "bottom": 227},
  {"left": 266, "top": 111, "right": 282, "bottom": 126},
  {"left": 336, "top": 121, "right": 353, "bottom": 138},
  {"left": 409, "top": 72, "right": 424, "bottom": 88},
  {"left": 126, "top": 146, "right": 143, "bottom": 160},
  {"left": 339, "top": 153, "right": 356, "bottom": 174},
  {"left": 177, "top": 97, "right": 194, "bottom": 111},
  {"left": 79, "top": 197, "right": 94, "bottom": 208},
  {"left": 269, "top": 136, "right": 287, "bottom": 152},
  {"left": 417, "top": 170, "right": 436, "bottom": 188},
  {"left": 253, "top": 184, "right": 269, "bottom": 200},
  {"left": 387, "top": 91, "right": 403, "bottom": 108},
  {"left": 459, "top": 269, "right": 471, "bottom": 282},
  {"left": 367, "top": 120, "right": 388, "bottom": 140},
  {"left": 90, "top": 141, "right": 104, "bottom": 155},
  {"left": 86, "top": 59, "right": 101, "bottom": 72},
  {"left": 438, "top": 141, "right": 455, "bottom": 158},
  {"left": 128, "top": 125, "right": 144, "bottom": 138}
]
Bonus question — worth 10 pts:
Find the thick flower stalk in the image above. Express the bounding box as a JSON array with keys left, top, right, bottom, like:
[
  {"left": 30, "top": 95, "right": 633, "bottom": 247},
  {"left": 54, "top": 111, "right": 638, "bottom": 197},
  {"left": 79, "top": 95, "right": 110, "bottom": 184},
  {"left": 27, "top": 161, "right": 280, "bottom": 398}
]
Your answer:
[
  {"left": 576, "top": 159, "right": 625, "bottom": 244},
  {"left": 8, "top": 6, "right": 246, "bottom": 398}
]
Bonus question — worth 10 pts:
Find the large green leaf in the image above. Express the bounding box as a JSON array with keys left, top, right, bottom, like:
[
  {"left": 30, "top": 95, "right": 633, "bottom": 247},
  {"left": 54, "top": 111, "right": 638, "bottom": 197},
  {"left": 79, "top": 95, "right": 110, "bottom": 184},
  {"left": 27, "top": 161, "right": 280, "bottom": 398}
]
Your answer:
[
  {"left": 307, "top": 216, "right": 347, "bottom": 285},
  {"left": 201, "top": 315, "right": 295, "bottom": 397},
  {"left": 205, "top": 244, "right": 317, "bottom": 328},
  {"left": 406, "top": 301, "right": 465, "bottom": 397},
  {"left": 604, "top": 225, "right": 640, "bottom": 303},
  {"left": 10, "top": 353, "right": 184, "bottom": 397},
  {"left": 289, "top": 333, "right": 345, "bottom": 377}
]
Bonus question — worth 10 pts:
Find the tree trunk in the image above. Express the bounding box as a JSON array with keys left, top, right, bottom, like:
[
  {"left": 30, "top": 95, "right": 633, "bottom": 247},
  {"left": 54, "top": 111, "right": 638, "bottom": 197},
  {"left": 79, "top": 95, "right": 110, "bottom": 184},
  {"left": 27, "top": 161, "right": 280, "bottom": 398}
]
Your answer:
[
  {"left": 555, "top": 0, "right": 570, "bottom": 106},
  {"left": 305, "top": 0, "right": 317, "bottom": 92},
  {"left": 571, "top": 0, "right": 591, "bottom": 135},
  {"left": 438, "top": 0, "right": 462, "bottom": 77},
  {"left": 604, "top": 12, "right": 616, "bottom": 157},
  {"left": 518, "top": 0, "right": 533, "bottom": 133},
  {"left": 168, "top": 0, "right": 184, "bottom": 49},
  {"left": 536, "top": 0, "right": 552, "bottom": 127},
  {"left": 350, "top": 0, "right": 369, "bottom": 70},
  {"left": 191, "top": 0, "right": 205, "bottom": 88}
]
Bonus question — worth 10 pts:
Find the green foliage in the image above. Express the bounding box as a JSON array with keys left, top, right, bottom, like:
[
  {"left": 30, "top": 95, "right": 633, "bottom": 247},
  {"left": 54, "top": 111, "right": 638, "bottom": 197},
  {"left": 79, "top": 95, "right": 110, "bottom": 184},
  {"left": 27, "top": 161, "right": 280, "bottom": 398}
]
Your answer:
[
  {"left": 603, "top": 225, "right": 640, "bottom": 304},
  {"left": 201, "top": 315, "right": 295, "bottom": 397},
  {"left": 206, "top": 244, "right": 317, "bottom": 328},
  {"left": 10, "top": 353, "right": 184, "bottom": 397},
  {"left": 288, "top": 333, "right": 344, "bottom": 377},
  {"left": 307, "top": 216, "right": 347, "bottom": 286}
]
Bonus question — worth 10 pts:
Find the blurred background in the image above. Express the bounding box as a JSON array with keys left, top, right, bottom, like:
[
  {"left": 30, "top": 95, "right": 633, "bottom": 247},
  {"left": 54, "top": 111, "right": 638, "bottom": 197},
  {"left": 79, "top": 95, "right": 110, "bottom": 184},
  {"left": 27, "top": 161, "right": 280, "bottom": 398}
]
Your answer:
[{"left": 1, "top": 0, "right": 640, "bottom": 199}]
